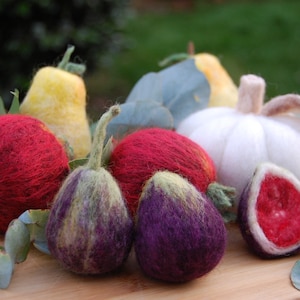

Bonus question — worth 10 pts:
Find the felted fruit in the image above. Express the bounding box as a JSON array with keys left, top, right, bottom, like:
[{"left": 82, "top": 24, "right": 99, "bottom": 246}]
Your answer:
[
  {"left": 46, "top": 105, "right": 134, "bottom": 275},
  {"left": 177, "top": 74, "right": 300, "bottom": 203},
  {"left": 194, "top": 53, "right": 238, "bottom": 107},
  {"left": 159, "top": 43, "right": 238, "bottom": 108},
  {"left": 238, "top": 162, "right": 300, "bottom": 258},
  {"left": 0, "top": 114, "right": 70, "bottom": 234},
  {"left": 135, "top": 170, "right": 227, "bottom": 282},
  {"left": 108, "top": 127, "right": 218, "bottom": 217},
  {"left": 20, "top": 46, "right": 92, "bottom": 159}
]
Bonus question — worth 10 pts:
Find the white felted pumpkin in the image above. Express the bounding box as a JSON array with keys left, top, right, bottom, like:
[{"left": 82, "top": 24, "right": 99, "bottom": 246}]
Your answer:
[{"left": 177, "top": 74, "right": 300, "bottom": 203}]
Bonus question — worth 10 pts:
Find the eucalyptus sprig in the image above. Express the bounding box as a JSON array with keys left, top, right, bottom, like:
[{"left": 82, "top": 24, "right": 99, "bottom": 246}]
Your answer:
[{"left": 0, "top": 209, "right": 50, "bottom": 289}]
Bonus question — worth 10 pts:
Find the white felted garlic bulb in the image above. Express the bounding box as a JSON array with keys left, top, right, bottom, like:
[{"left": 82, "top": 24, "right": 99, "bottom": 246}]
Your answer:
[{"left": 177, "top": 74, "right": 300, "bottom": 203}]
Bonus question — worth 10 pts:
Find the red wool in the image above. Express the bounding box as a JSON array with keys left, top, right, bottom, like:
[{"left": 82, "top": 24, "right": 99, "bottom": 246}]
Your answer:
[
  {"left": 257, "top": 175, "right": 300, "bottom": 247},
  {"left": 0, "top": 114, "right": 70, "bottom": 233},
  {"left": 108, "top": 128, "right": 216, "bottom": 216}
]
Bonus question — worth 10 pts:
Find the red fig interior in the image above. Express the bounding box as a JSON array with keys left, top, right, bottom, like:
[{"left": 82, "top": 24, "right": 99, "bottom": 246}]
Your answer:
[{"left": 257, "top": 174, "right": 300, "bottom": 247}]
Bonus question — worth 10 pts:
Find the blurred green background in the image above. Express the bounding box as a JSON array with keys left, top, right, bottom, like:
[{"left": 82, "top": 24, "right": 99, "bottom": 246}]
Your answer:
[{"left": 1, "top": 0, "right": 300, "bottom": 121}]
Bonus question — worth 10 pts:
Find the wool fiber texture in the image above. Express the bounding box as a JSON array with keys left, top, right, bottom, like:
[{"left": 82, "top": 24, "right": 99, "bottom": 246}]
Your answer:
[
  {"left": 0, "top": 114, "right": 70, "bottom": 233},
  {"left": 135, "top": 171, "right": 226, "bottom": 282},
  {"left": 108, "top": 128, "right": 216, "bottom": 216},
  {"left": 20, "top": 66, "right": 92, "bottom": 159}
]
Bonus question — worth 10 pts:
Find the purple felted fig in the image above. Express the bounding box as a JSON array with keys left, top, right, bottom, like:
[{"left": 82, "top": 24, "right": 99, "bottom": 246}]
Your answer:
[
  {"left": 46, "top": 105, "right": 134, "bottom": 275},
  {"left": 134, "top": 170, "right": 227, "bottom": 283}
]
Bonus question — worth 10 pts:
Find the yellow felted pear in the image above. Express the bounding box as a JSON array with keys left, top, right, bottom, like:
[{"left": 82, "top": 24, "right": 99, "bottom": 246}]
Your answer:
[
  {"left": 193, "top": 53, "right": 238, "bottom": 108},
  {"left": 160, "top": 42, "right": 238, "bottom": 108},
  {"left": 20, "top": 46, "right": 91, "bottom": 159}
]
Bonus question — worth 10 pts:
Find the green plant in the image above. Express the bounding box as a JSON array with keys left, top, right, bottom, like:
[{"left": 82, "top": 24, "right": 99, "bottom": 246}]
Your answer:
[{"left": 0, "top": 0, "right": 129, "bottom": 106}]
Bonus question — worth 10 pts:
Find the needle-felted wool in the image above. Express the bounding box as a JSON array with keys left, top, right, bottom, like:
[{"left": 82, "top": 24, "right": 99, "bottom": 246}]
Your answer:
[
  {"left": 0, "top": 114, "right": 70, "bottom": 233},
  {"left": 108, "top": 128, "right": 216, "bottom": 216},
  {"left": 20, "top": 66, "right": 92, "bottom": 159},
  {"left": 135, "top": 171, "right": 227, "bottom": 282}
]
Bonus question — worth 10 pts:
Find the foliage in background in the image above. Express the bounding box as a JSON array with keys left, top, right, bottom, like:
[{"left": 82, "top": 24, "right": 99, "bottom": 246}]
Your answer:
[
  {"left": 0, "top": 0, "right": 130, "bottom": 106},
  {"left": 87, "top": 0, "right": 300, "bottom": 119}
]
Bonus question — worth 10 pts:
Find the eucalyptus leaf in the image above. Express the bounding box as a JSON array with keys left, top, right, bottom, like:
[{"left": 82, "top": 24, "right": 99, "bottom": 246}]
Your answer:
[
  {"left": 106, "top": 101, "right": 174, "bottom": 141},
  {"left": 4, "top": 219, "right": 30, "bottom": 264},
  {"left": 8, "top": 89, "right": 20, "bottom": 114},
  {"left": 18, "top": 209, "right": 50, "bottom": 250},
  {"left": 126, "top": 72, "right": 163, "bottom": 103},
  {"left": 0, "top": 248, "right": 13, "bottom": 289},
  {"left": 291, "top": 260, "right": 300, "bottom": 290},
  {"left": 159, "top": 58, "right": 210, "bottom": 128},
  {"left": 125, "top": 58, "right": 210, "bottom": 128},
  {"left": 33, "top": 241, "right": 51, "bottom": 255}
]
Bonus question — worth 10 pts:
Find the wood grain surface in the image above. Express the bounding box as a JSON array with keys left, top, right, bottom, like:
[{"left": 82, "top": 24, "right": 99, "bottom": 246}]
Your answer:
[{"left": 1, "top": 224, "right": 299, "bottom": 299}]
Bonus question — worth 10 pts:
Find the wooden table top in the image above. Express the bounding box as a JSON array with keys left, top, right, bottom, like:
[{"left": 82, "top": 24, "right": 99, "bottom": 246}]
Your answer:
[{"left": 1, "top": 223, "right": 299, "bottom": 299}]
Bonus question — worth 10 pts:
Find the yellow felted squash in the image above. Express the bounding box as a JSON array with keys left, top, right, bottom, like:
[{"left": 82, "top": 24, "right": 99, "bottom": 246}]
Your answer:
[{"left": 20, "top": 46, "right": 91, "bottom": 159}]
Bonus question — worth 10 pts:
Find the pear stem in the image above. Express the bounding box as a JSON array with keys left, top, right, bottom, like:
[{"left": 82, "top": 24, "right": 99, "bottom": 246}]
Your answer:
[
  {"left": 87, "top": 105, "right": 120, "bottom": 171},
  {"left": 57, "top": 45, "right": 86, "bottom": 76}
]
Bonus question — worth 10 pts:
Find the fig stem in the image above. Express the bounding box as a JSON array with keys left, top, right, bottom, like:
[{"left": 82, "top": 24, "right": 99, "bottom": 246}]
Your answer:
[
  {"left": 87, "top": 105, "right": 120, "bottom": 171},
  {"left": 206, "top": 182, "right": 237, "bottom": 223}
]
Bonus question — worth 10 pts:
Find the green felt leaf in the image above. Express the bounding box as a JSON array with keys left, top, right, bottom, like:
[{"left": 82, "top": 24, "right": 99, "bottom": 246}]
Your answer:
[
  {"left": 291, "top": 260, "right": 300, "bottom": 290},
  {"left": 102, "top": 136, "right": 114, "bottom": 167},
  {"left": 105, "top": 101, "right": 174, "bottom": 141},
  {"left": 4, "top": 219, "right": 30, "bottom": 264},
  {"left": 18, "top": 209, "right": 50, "bottom": 253},
  {"left": 126, "top": 58, "right": 210, "bottom": 128},
  {"left": 0, "top": 97, "right": 6, "bottom": 115},
  {"left": 8, "top": 89, "right": 20, "bottom": 114},
  {"left": 158, "top": 53, "right": 191, "bottom": 67},
  {"left": 69, "top": 157, "right": 89, "bottom": 170},
  {"left": 0, "top": 248, "right": 13, "bottom": 289}
]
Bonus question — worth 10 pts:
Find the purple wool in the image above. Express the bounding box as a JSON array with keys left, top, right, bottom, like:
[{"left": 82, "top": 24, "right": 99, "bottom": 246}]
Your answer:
[
  {"left": 46, "top": 167, "right": 134, "bottom": 275},
  {"left": 134, "top": 171, "right": 227, "bottom": 283}
]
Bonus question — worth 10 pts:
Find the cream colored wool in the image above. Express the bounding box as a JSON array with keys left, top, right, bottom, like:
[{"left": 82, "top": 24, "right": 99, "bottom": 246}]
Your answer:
[{"left": 20, "top": 66, "right": 92, "bottom": 159}]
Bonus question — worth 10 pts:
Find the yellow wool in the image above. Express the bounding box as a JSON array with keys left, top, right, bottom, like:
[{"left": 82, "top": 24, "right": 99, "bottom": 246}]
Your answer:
[
  {"left": 194, "top": 53, "right": 238, "bottom": 108},
  {"left": 20, "top": 66, "right": 92, "bottom": 159}
]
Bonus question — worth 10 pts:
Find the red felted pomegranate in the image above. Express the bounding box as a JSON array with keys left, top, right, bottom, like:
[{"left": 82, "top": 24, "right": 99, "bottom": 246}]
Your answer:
[
  {"left": 0, "top": 114, "right": 70, "bottom": 233},
  {"left": 238, "top": 162, "right": 300, "bottom": 258},
  {"left": 108, "top": 128, "right": 224, "bottom": 217}
]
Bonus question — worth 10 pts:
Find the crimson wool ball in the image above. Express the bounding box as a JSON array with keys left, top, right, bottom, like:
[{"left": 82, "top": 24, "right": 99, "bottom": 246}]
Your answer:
[
  {"left": 0, "top": 114, "right": 70, "bottom": 233},
  {"left": 108, "top": 128, "right": 216, "bottom": 216}
]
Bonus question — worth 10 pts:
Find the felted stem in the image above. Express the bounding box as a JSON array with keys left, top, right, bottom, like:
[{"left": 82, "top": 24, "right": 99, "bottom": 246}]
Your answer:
[
  {"left": 261, "top": 94, "right": 300, "bottom": 116},
  {"left": 87, "top": 105, "right": 120, "bottom": 171},
  {"left": 206, "top": 182, "right": 237, "bottom": 223},
  {"left": 187, "top": 41, "right": 195, "bottom": 55},
  {"left": 57, "top": 45, "right": 86, "bottom": 76},
  {"left": 236, "top": 74, "right": 266, "bottom": 114}
]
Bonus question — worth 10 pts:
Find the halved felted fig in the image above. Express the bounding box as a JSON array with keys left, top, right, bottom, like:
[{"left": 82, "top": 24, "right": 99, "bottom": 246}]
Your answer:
[{"left": 238, "top": 162, "right": 300, "bottom": 258}]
